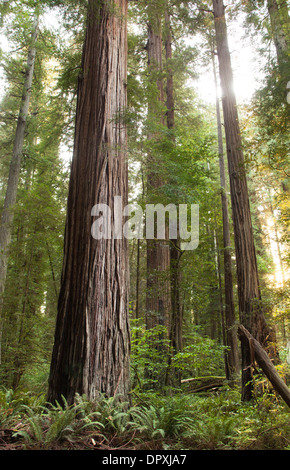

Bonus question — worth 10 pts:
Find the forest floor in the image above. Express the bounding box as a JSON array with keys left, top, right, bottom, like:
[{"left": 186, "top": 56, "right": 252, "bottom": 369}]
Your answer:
[{"left": 0, "top": 385, "right": 290, "bottom": 452}]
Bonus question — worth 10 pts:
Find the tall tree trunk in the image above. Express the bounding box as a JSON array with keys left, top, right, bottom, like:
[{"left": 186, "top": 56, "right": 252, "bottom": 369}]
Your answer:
[
  {"left": 47, "top": 0, "right": 130, "bottom": 405},
  {"left": 164, "top": 8, "right": 183, "bottom": 385},
  {"left": 0, "top": 14, "right": 39, "bottom": 364},
  {"left": 165, "top": 9, "right": 175, "bottom": 134},
  {"left": 211, "top": 46, "right": 239, "bottom": 377},
  {"left": 267, "top": 0, "right": 289, "bottom": 68},
  {"left": 212, "top": 0, "right": 275, "bottom": 401},
  {"left": 146, "top": 18, "right": 171, "bottom": 334},
  {"left": 276, "top": 0, "right": 290, "bottom": 45},
  {"left": 11, "top": 237, "right": 36, "bottom": 390},
  {"left": 135, "top": 239, "right": 141, "bottom": 320},
  {"left": 214, "top": 221, "right": 230, "bottom": 379}
]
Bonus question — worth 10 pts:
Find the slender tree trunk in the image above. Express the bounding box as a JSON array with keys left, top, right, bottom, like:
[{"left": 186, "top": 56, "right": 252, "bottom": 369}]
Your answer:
[
  {"left": 0, "top": 15, "right": 39, "bottom": 364},
  {"left": 11, "top": 238, "right": 36, "bottom": 390},
  {"left": 276, "top": 0, "right": 290, "bottom": 45},
  {"left": 212, "top": 0, "right": 275, "bottom": 401},
  {"left": 267, "top": 0, "right": 289, "bottom": 68},
  {"left": 146, "top": 19, "right": 171, "bottom": 334},
  {"left": 135, "top": 238, "right": 140, "bottom": 320},
  {"left": 165, "top": 8, "right": 183, "bottom": 372},
  {"left": 214, "top": 222, "right": 230, "bottom": 379},
  {"left": 212, "top": 46, "right": 239, "bottom": 377},
  {"left": 165, "top": 9, "right": 174, "bottom": 133},
  {"left": 268, "top": 191, "right": 286, "bottom": 289},
  {"left": 164, "top": 9, "right": 187, "bottom": 386},
  {"left": 208, "top": 225, "right": 219, "bottom": 341},
  {"left": 47, "top": 0, "right": 130, "bottom": 405}
]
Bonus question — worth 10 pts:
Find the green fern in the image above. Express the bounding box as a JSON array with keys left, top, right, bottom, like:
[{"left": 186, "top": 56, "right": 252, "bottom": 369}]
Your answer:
[
  {"left": 187, "top": 414, "right": 239, "bottom": 449},
  {"left": 91, "top": 394, "right": 131, "bottom": 435},
  {"left": 128, "top": 399, "right": 194, "bottom": 440},
  {"left": 129, "top": 405, "right": 166, "bottom": 439},
  {"left": 44, "top": 397, "right": 78, "bottom": 443},
  {"left": 0, "top": 387, "right": 45, "bottom": 428},
  {"left": 13, "top": 395, "right": 105, "bottom": 447},
  {"left": 13, "top": 404, "right": 45, "bottom": 444}
]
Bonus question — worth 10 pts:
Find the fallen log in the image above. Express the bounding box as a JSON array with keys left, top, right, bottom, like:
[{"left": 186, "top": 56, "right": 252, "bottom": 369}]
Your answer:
[
  {"left": 181, "top": 376, "right": 227, "bottom": 393},
  {"left": 238, "top": 324, "right": 290, "bottom": 408}
]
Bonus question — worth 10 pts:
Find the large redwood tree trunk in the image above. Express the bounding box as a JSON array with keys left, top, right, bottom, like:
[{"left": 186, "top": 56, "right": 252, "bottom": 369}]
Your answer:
[
  {"left": 212, "top": 0, "right": 275, "bottom": 400},
  {"left": 47, "top": 0, "right": 130, "bottom": 405},
  {"left": 212, "top": 47, "right": 239, "bottom": 378}
]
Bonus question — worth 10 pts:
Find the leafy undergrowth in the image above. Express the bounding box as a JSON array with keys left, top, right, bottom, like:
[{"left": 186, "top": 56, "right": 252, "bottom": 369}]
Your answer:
[{"left": 0, "top": 387, "right": 289, "bottom": 451}]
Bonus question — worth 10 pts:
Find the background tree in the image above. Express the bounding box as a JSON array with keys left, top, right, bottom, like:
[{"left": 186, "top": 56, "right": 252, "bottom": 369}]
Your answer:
[
  {"left": 212, "top": 0, "right": 278, "bottom": 400},
  {"left": 0, "top": 6, "right": 69, "bottom": 389},
  {"left": 239, "top": 0, "right": 290, "bottom": 345},
  {"left": 0, "top": 8, "right": 40, "bottom": 362},
  {"left": 211, "top": 37, "right": 239, "bottom": 378},
  {"left": 145, "top": 11, "right": 172, "bottom": 338}
]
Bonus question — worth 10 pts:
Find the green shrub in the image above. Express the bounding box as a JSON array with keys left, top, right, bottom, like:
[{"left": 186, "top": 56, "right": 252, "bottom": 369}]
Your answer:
[{"left": 130, "top": 321, "right": 227, "bottom": 392}]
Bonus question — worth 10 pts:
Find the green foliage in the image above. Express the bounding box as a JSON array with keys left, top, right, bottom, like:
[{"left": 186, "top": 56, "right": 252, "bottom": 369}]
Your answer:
[
  {"left": 85, "top": 394, "right": 132, "bottom": 436},
  {"left": 1, "top": 387, "right": 289, "bottom": 450},
  {"left": 10, "top": 394, "right": 105, "bottom": 448},
  {"left": 130, "top": 320, "right": 228, "bottom": 392},
  {"left": 172, "top": 327, "right": 227, "bottom": 378},
  {"left": 0, "top": 0, "right": 70, "bottom": 390},
  {"left": 129, "top": 394, "right": 195, "bottom": 440},
  {"left": 0, "top": 387, "right": 45, "bottom": 428},
  {"left": 130, "top": 321, "right": 171, "bottom": 391}
]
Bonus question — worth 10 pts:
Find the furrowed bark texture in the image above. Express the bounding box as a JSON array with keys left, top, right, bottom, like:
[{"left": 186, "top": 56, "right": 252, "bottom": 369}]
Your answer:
[
  {"left": 47, "top": 0, "right": 130, "bottom": 405},
  {"left": 212, "top": 0, "right": 274, "bottom": 400},
  {"left": 146, "top": 19, "right": 171, "bottom": 334},
  {"left": 212, "top": 48, "right": 239, "bottom": 377}
]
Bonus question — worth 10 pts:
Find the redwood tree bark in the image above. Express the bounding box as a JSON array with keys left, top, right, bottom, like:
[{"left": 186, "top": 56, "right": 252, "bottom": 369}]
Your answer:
[
  {"left": 212, "top": 47, "right": 239, "bottom": 377},
  {"left": 47, "top": 0, "right": 130, "bottom": 405},
  {"left": 212, "top": 0, "right": 275, "bottom": 400}
]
